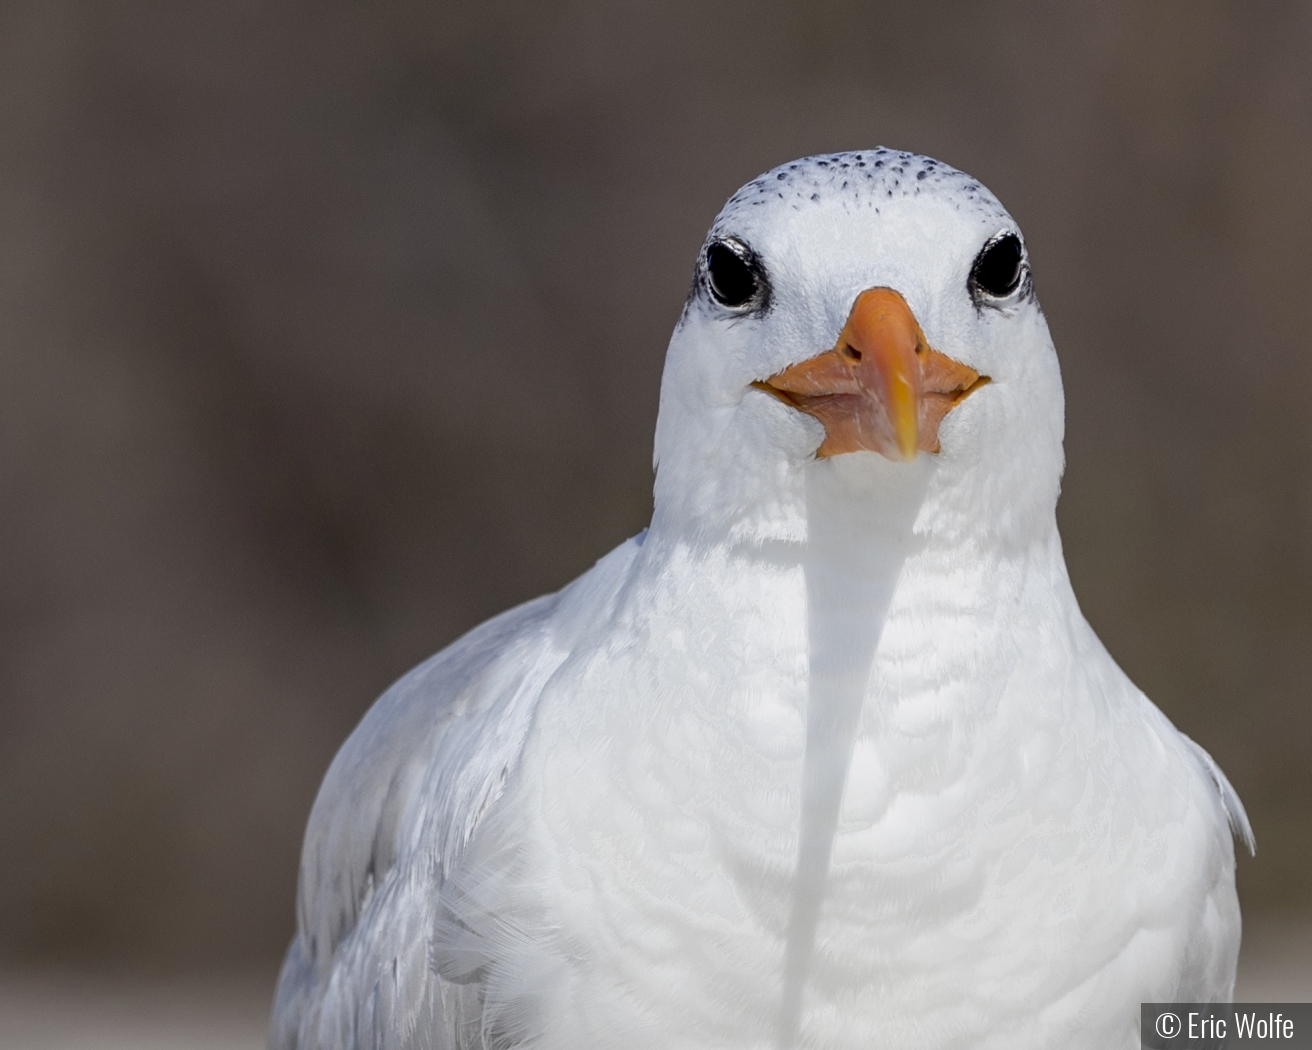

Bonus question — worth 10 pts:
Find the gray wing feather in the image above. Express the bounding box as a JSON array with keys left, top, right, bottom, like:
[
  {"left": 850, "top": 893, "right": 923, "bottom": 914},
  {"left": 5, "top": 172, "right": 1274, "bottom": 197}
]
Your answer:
[{"left": 1181, "top": 733, "right": 1256, "bottom": 857}]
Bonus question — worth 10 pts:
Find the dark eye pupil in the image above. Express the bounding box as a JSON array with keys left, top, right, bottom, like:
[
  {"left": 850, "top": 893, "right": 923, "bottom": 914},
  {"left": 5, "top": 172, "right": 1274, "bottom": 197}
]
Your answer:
[
  {"left": 971, "top": 233, "right": 1023, "bottom": 298},
  {"left": 706, "top": 241, "right": 758, "bottom": 307}
]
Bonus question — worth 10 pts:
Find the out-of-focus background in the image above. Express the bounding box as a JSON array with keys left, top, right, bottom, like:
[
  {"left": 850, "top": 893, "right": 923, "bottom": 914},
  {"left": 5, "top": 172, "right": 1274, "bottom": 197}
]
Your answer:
[{"left": 1, "top": 0, "right": 1309, "bottom": 1044}]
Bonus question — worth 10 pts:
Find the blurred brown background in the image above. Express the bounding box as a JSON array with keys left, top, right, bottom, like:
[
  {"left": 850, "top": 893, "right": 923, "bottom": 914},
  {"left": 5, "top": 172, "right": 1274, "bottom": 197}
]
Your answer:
[{"left": 0, "top": 0, "right": 1309, "bottom": 1033}]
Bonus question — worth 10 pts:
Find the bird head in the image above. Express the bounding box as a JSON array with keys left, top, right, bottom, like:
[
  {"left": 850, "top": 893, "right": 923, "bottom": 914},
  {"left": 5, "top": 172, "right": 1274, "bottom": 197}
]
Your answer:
[{"left": 652, "top": 150, "right": 1065, "bottom": 551}]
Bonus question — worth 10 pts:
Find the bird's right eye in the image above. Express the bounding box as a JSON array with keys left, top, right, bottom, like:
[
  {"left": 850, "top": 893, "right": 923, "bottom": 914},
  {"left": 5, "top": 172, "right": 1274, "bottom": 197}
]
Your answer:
[{"left": 706, "top": 239, "right": 761, "bottom": 308}]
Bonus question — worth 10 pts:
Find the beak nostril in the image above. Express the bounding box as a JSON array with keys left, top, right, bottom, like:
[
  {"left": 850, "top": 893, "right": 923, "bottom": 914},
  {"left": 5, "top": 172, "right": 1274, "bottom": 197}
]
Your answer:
[{"left": 841, "top": 343, "right": 862, "bottom": 361}]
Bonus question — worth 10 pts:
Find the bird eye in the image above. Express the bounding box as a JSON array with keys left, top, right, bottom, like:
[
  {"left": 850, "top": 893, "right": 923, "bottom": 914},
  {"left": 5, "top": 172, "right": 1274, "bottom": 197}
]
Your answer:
[
  {"left": 969, "top": 233, "right": 1025, "bottom": 300},
  {"left": 706, "top": 239, "right": 761, "bottom": 308}
]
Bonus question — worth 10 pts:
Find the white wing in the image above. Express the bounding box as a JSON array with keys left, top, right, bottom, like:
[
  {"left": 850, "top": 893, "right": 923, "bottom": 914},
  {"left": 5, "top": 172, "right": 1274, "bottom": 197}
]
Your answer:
[{"left": 270, "top": 535, "right": 644, "bottom": 1050}]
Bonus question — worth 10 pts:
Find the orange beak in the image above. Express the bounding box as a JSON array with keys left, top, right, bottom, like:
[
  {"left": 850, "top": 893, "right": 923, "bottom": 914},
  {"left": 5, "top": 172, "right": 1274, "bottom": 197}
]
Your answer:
[{"left": 753, "top": 287, "right": 989, "bottom": 461}]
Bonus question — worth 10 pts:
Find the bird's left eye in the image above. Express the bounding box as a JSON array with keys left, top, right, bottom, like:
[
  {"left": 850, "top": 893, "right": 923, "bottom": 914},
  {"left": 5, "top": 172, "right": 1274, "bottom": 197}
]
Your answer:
[
  {"left": 969, "top": 233, "right": 1025, "bottom": 300},
  {"left": 706, "top": 239, "right": 762, "bottom": 308}
]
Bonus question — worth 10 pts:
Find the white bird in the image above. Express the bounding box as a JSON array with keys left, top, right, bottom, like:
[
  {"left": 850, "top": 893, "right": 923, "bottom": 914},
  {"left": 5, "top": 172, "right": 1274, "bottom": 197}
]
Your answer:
[{"left": 270, "top": 149, "right": 1254, "bottom": 1050}]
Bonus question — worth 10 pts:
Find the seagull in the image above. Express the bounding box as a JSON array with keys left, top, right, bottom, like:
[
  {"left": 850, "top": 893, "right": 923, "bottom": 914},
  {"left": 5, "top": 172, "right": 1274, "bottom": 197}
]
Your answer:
[{"left": 270, "top": 149, "right": 1254, "bottom": 1050}]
